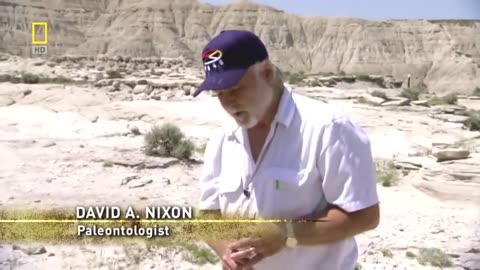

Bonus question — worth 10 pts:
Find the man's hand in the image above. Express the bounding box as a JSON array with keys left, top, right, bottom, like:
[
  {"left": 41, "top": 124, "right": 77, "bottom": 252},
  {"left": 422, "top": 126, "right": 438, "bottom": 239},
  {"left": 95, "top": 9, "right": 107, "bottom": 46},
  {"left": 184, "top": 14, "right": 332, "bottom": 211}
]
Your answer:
[
  {"left": 207, "top": 240, "right": 257, "bottom": 270},
  {"left": 227, "top": 223, "right": 287, "bottom": 267},
  {"left": 200, "top": 210, "right": 259, "bottom": 269}
]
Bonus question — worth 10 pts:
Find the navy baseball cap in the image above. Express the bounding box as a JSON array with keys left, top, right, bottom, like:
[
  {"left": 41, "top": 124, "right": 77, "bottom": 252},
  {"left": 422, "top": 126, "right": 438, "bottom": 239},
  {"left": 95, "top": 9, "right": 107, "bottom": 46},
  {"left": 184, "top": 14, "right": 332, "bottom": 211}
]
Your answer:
[{"left": 192, "top": 30, "right": 269, "bottom": 97}]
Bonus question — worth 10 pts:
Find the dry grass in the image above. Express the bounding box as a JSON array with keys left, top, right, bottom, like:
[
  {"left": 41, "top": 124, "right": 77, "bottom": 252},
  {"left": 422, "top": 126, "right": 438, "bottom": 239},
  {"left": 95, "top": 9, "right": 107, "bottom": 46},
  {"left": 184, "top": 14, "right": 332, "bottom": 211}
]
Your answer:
[
  {"left": 285, "top": 71, "right": 307, "bottom": 85},
  {"left": 181, "top": 243, "right": 219, "bottom": 265},
  {"left": 375, "top": 160, "right": 400, "bottom": 187},
  {"left": 416, "top": 248, "right": 453, "bottom": 267},
  {"left": 428, "top": 93, "right": 458, "bottom": 105}
]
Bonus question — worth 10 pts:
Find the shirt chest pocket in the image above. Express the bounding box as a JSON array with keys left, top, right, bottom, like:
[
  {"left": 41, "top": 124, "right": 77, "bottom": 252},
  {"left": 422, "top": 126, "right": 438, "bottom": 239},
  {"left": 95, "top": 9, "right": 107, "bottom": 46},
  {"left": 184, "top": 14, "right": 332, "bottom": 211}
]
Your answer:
[
  {"left": 217, "top": 174, "right": 247, "bottom": 217},
  {"left": 255, "top": 167, "right": 323, "bottom": 219}
]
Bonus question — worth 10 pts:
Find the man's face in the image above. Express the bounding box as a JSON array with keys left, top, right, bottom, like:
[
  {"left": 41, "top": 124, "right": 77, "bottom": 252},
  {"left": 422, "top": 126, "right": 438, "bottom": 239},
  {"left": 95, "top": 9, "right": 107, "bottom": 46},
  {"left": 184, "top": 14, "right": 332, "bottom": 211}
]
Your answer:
[{"left": 215, "top": 66, "right": 274, "bottom": 128}]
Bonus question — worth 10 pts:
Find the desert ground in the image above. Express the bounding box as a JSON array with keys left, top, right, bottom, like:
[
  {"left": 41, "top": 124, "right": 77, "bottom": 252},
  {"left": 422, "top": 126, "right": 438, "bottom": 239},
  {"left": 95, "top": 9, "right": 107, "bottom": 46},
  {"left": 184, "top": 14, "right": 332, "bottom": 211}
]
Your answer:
[{"left": 0, "top": 54, "right": 479, "bottom": 270}]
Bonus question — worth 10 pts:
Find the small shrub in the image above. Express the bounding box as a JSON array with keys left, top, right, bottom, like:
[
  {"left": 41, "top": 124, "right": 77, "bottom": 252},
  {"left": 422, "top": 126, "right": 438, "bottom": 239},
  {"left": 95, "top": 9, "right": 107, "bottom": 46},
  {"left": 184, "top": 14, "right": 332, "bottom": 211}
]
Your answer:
[
  {"left": 473, "top": 87, "right": 480, "bottom": 96},
  {"left": 144, "top": 123, "right": 194, "bottom": 159},
  {"left": 182, "top": 243, "right": 219, "bottom": 265},
  {"left": 428, "top": 93, "right": 458, "bottom": 105},
  {"left": 287, "top": 72, "right": 306, "bottom": 85},
  {"left": 48, "top": 75, "right": 73, "bottom": 84},
  {"left": 21, "top": 72, "right": 40, "bottom": 84},
  {"left": 356, "top": 96, "right": 367, "bottom": 104},
  {"left": 400, "top": 87, "right": 424, "bottom": 101},
  {"left": 375, "top": 160, "right": 399, "bottom": 187},
  {"left": 172, "top": 140, "right": 195, "bottom": 159},
  {"left": 443, "top": 93, "right": 458, "bottom": 104},
  {"left": 408, "top": 147, "right": 432, "bottom": 157},
  {"left": 417, "top": 248, "right": 452, "bottom": 267},
  {"left": 0, "top": 74, "right": 20, "bottom": 83},
  {"left": 371, "top": 90, "right": 388, "bottom": 100},
  {"left": 0, "top": 74, "right": 9, "bottom": 82},
  {"left": 381, "top": 249, "right": 394, "bottom": 258},
  {"left": 39, "top": 75, "right": 84, "bottom": 84},
  {"left": 196, "top": 142, "right": 207, "bottom": 155},
  {"left": 1, "top": 73, "right": 86, "bottom": 85},
  {"left": 356, "top": 74, "right": 372, "bottom": 82},
  {"left": 106, "top": 69, "right": 123, "bottom": 79},
  {"left": 463, "top": 110, "right": 480, "bottom": 131},
  {"left": 95, "top": 73, "right": 104, "bottom": 81},
  {"left": 103, "top": 161, "right": 113, "bottom": 167},
  {"left": 406, "top": 251, "right": 416, "bottom": 259}
]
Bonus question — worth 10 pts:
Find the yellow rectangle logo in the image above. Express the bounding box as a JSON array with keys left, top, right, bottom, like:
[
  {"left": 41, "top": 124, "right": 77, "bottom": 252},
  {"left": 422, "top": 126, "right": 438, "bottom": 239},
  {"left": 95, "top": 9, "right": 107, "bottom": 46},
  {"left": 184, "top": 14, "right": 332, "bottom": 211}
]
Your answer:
[{"left": 32, "top": 22, "right": 48, "bottom": 45}]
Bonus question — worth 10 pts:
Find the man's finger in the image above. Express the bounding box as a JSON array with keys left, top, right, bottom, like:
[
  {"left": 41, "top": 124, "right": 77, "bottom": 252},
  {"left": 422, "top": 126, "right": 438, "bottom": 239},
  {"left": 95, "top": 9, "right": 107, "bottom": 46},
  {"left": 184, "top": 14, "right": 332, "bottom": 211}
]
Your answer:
[
  {"left": 228, "top": 238, "right": 261, "bottom": 251},
  {"left": 230, "top": 247, "right": 257, "bottom": 261},
  {"left": 222, "top": 255, "right": 237, "bottom": 270}
]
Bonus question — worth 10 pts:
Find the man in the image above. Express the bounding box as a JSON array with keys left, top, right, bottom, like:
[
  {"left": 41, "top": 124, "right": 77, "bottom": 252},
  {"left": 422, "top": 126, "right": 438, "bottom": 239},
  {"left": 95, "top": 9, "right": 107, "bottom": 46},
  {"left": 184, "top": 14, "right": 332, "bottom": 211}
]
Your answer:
[{"left": 194, "top": 30, "right": 380, "bottom": 270}]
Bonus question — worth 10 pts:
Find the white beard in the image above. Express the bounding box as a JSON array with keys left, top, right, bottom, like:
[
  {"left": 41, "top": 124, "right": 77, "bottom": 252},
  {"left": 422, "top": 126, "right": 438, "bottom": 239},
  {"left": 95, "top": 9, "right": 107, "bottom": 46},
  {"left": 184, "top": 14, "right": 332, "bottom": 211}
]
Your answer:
[{"left": 237, "top": 114, "right": 260, "bottom": 129}]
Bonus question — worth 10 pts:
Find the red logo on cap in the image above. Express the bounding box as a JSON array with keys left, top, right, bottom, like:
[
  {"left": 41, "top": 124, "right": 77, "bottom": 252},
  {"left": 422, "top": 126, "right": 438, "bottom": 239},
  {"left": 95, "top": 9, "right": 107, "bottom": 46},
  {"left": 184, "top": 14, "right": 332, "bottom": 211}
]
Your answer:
[
  {"left": 202, "top": 49, "right": 223, "bottom": 65},
  {"left": 202, "top": 49, "right": 224, "bottom": 71}
]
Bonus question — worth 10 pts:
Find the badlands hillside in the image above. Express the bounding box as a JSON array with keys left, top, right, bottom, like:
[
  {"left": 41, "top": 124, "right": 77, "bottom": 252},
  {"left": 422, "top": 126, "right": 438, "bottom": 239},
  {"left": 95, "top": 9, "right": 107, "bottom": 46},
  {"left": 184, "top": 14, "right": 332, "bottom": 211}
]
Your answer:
[
  {"left": 0, "top": 0, "right": 480, "bottom": 269},
  {"left": 0, "top": 50, "right": 479, "bottom": 269},
  {"left": 0, "top": 0, "right": 480, "bottom": 93}
]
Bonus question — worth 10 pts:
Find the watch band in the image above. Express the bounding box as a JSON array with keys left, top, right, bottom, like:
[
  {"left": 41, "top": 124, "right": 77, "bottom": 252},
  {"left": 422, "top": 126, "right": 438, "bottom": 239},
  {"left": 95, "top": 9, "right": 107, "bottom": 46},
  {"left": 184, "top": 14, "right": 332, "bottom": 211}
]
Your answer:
[
  {"left": 285, "top": 222, "right": 294, "bottom": 237},
  {"left": 284, "top": 222, "right": 298, "bottom": 248}
]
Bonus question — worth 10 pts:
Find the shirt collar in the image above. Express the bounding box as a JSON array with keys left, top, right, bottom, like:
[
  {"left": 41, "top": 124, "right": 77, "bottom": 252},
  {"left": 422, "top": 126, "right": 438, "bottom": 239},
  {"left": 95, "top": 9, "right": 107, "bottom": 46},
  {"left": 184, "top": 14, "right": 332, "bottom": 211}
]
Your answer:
[{"left": 274, "top": 87, "right": 295, "bottom": 128}]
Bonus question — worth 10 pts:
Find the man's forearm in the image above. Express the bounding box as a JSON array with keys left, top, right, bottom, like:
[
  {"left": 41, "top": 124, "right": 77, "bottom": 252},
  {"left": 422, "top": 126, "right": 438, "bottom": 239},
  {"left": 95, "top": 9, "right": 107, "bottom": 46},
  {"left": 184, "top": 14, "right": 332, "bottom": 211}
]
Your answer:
[
  {"left": 198, "top": 210, "right": 228, "bottom": 255},
  {"left": 206, "top": 239, "right": 229, "bottom": 255},
  {"left": 294, "top": 204, "right": 379, "bottom": 246}
]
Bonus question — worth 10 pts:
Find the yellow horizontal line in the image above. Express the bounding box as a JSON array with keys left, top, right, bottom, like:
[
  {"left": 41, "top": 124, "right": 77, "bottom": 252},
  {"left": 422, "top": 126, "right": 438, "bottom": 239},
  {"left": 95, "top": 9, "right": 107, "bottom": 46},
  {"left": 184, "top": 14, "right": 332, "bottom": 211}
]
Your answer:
[{"left": 0, "top": 219, "right": 294, "bottom": 223}]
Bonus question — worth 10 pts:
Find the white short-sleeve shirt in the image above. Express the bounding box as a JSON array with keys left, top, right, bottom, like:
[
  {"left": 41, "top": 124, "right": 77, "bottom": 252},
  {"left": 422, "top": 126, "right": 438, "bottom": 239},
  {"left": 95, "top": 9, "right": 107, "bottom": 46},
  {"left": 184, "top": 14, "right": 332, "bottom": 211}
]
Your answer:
[{"left": 199, "top": 87, "right": 379, "bottom": 270}]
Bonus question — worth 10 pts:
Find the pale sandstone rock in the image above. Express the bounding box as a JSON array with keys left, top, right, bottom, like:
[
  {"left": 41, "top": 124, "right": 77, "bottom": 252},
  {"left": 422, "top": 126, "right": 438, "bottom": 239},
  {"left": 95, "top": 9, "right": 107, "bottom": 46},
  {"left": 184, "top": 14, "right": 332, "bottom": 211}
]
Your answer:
[
  {"left": 0, "top": 96, "right": 15, "bottom": 106},
  {"left": 432, "top": 148, "right": 471, "bottom": 162},
  {"left": 381, "top": 98, "right": 410, "bottom": 106},
  {"left": 361, "top": 94, "right": 385, "bottom": 105},
  {"left": 133, "top": 84, "right": 148, "bottom": 95},
  {"left": 411, "top": 100, "right": 430, "bottom": 106},
  {"left": 430, "top": 114, "right": 470, "bottom": 123}
]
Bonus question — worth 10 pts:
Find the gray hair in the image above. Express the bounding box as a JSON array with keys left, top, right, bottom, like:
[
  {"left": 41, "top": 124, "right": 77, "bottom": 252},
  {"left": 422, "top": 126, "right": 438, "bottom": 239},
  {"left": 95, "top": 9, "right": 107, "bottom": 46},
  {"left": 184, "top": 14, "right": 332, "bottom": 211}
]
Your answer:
[{"left": 251, "top": 60, "right": 284, "bottom": 90}]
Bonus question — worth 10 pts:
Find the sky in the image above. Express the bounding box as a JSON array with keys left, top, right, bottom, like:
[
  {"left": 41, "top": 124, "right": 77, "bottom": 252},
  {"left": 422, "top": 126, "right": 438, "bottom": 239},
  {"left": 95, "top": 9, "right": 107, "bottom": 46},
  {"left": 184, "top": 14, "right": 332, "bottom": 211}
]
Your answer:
[{"left": 200, "top": 0, "right": 480, "bottom": 20}]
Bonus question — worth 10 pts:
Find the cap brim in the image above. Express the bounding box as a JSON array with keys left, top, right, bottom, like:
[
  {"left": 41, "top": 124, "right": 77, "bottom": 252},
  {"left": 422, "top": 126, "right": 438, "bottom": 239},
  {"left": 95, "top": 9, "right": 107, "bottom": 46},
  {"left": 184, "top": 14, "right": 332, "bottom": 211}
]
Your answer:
[{"left": 193, "top": 68, "right": 247, "bottom": 97}]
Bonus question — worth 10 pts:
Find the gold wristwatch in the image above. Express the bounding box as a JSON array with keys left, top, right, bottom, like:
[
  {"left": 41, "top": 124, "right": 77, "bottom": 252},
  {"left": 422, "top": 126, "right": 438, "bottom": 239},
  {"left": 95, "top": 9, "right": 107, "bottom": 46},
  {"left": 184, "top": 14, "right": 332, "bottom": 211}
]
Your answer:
[{"left": 285, "top": 222, "right": 298, "bottom": 248}]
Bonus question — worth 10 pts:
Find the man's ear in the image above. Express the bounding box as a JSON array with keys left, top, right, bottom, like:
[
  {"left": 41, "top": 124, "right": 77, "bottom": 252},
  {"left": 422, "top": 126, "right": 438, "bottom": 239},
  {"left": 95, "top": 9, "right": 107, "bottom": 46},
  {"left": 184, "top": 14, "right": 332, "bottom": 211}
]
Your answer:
[{"left": 261, "top": 60, "right": 274, "bottom": 83}]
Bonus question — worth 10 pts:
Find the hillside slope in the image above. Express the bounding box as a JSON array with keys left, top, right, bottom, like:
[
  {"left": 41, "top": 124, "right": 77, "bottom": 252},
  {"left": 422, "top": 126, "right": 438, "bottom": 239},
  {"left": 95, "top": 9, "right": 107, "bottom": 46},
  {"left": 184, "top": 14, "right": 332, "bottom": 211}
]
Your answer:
[{"left": 0, "top": 0, "right": 479, "bottom": 93}]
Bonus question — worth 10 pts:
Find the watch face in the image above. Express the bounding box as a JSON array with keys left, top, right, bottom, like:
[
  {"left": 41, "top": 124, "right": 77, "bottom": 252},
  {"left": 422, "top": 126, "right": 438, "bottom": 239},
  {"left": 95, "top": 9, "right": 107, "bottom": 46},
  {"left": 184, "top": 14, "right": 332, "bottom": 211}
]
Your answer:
[{"left": 286, "top": 237, "right": 298, "bottom": 248}]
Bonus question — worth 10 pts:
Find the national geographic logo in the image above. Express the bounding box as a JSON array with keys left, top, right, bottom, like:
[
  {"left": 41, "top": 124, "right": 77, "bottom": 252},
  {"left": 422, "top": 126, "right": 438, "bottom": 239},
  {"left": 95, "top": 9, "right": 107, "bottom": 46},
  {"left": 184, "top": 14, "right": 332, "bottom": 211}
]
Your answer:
[{"left": 31, "top": 22, "right": 48, "bottom": 55}]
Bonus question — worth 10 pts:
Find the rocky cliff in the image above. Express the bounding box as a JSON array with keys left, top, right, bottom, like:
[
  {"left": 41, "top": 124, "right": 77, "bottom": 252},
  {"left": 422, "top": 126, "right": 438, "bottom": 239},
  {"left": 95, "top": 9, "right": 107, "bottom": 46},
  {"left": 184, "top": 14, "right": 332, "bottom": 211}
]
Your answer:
[{"left": 0, "top": 0, "right": 479, "bottom": 93}]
